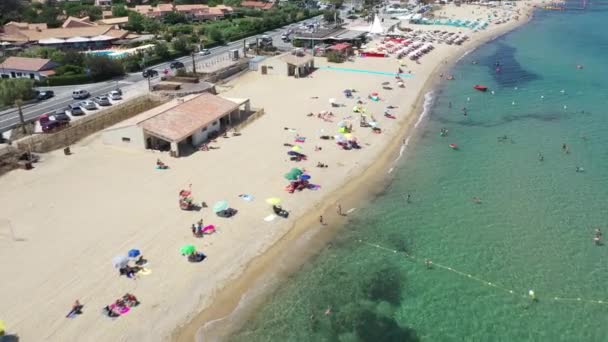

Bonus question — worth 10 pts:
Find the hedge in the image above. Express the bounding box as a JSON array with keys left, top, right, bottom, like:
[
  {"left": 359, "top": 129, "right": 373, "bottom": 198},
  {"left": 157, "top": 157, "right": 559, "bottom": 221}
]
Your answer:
[{"left": 39, "top": 73, "right": 116, "bottom": 87}]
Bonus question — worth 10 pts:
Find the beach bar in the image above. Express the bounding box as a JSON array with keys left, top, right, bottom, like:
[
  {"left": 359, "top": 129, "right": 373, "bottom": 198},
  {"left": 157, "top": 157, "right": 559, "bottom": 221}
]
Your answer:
[
  {"left": 280, "top": 50, "right": 314, "bottom": 78},
  {"left": 102, "top": 93, "right": 250, "bottom": 156}
]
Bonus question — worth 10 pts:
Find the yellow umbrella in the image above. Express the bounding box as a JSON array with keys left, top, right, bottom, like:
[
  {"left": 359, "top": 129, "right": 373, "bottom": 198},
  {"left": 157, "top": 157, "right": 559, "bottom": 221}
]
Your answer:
[
  {"left": 266, "top": 197, "right": 281, "bottom": 205},
  {"left": 291, "top": 146, "right": 302, "bottom": 152},
  {"left": 0, "top": 319, "right": 5, "bottom": 335},
  {"left": 344, "top": 133, "right": 353, "bottom": 139}
]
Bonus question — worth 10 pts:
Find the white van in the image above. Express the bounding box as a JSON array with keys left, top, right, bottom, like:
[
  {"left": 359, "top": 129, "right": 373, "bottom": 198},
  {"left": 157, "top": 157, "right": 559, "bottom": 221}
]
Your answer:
[{"left": 72, "top": 89, "right": 90, "bottom": 100}]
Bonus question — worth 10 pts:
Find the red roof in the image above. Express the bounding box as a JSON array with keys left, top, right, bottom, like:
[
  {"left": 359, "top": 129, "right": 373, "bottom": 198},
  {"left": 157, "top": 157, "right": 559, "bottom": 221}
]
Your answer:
[
  {"left": 0, "top": 57, "right": 55, "bottom": 72},
  {"left": 240, "top": 1, "right": 275, "bottom": 10},
  {"left": 328, "top": 43, "right": 352, "bottom": 51}
]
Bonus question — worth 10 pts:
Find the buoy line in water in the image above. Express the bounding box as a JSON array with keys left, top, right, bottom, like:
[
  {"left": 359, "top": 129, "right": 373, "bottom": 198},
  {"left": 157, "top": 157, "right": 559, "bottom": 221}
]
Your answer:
[{"left": 358, "top": 240, "right": 608, "bottom": 306}]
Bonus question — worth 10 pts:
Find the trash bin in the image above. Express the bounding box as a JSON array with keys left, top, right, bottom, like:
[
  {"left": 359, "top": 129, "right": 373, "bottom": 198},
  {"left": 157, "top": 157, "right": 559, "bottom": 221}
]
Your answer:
[{"left": 261, "top": 65, "right": 267, "bottom": 75}]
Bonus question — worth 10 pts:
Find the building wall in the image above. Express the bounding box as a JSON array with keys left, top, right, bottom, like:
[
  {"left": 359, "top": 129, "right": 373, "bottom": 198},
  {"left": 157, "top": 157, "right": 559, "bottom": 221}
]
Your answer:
[
  {"left": 0, "top": 69, "right": 43, "bottom": 81},
  {"left": 102, "top": 125, "right": 146, "bottom": 149},
  {"left": 191, "top": 119, "right": 220, "bottom": 146}
]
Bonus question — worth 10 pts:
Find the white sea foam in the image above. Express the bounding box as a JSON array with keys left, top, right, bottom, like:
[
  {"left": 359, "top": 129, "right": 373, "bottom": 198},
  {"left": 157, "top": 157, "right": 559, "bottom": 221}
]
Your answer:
[{"left": 390, "top": 91, "right": 434, "bottom": 171}]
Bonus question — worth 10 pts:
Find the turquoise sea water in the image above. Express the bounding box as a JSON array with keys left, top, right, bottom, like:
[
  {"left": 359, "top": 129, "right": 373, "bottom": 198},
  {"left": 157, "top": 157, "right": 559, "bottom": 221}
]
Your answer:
[{"left": 230, "top": 4, "right": 608, "bottom": 341}]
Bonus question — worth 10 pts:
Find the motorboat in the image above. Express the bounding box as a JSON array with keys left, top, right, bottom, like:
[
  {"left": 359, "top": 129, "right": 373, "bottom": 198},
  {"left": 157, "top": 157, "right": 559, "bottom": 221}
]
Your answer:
[{"left": 474, "top": 85, "right": 488, "bottom": 92}]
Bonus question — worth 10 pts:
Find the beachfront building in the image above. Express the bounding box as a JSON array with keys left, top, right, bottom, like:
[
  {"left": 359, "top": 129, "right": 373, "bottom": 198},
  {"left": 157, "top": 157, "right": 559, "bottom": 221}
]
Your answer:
[
  {"left": 280, "top": 50, "right": 314, "bottom": 78},
  {"left": 291, "top": 27, "right": 367, "bottom": 48},
  {"left": 0, "top": 57, "right": 58, "bottom": 80},
  {"left": 102, "top": 93, "right": 251, "bottom": 157}
]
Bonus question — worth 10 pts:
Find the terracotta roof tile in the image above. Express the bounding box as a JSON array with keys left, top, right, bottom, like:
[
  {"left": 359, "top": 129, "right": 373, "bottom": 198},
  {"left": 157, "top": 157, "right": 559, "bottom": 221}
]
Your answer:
[
  {"left": 141, "top": 93, "right": 240, "bottom": 142},
  {"left": 0, "top": 57, "right": 53, "bottom": 71}
]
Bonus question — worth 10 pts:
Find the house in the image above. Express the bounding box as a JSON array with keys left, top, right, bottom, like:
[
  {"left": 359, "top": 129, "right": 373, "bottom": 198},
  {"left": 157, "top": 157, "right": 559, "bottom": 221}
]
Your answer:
[
  {"left": 134, "top": 4, "right": 233, "bottom": 21},
  {"left": 62, "top": 16, "right": 96, "bottom": 29},
  {"left": 0, "top": 22, "right": 131, "bottom": 49},
  {"left": 0, "top": 57, "right": 58, "bottom": 80},
  {"left": 97, "top": 17, "right": 130, "bottom": 28},
  {"left": 102, "top": 93, "right": 251, "bottom": 157},
  {"left": 95, "top": 0, "right": 113, "bottom": 6},
  {"left": 280, "top": 50, "right": 314, "bottom": 78},
  {"left": 240, "top": 1, "right": 275, "bottom": 10}
]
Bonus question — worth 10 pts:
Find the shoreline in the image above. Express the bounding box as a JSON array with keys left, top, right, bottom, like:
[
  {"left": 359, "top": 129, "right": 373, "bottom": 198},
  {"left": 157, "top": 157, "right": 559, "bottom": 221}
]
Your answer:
[{"left": 172, "top": 5, "right": 542, "bottom": 340}]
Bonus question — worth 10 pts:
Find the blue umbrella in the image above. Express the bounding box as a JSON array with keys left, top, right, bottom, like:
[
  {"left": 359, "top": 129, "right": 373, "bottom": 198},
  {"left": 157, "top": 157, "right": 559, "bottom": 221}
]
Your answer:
[
  {"left": 128, "top": 249, "right": 141, "bottom": 258},
  {"left": 213, "top": 200, "right": 229, "bottom": 213},
  {"left": 300, "top": 174, "right": 311, "bottom": 180}
]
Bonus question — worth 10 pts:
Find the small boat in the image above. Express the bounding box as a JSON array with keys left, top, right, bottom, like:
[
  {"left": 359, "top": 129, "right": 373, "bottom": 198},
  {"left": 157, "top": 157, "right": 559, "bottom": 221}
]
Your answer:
[
  {"left": 474, "top": 85, "right": 488, "bottom": 92},
  {"left": 449, "top": 143, "right": 458, "bottom": 149}
]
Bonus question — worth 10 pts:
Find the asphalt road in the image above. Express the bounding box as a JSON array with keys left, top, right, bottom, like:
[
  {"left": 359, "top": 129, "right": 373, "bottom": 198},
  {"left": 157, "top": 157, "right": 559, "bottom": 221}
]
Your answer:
[{"left": 0, "top": 16, "right": 321, "bottom": 134}]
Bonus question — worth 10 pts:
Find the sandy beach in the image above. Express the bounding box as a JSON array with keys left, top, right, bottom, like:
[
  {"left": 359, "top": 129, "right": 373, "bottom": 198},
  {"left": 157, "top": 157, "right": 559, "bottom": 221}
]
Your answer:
[{"left": 0, "top": 2, "right": 543, "bottom": 341}]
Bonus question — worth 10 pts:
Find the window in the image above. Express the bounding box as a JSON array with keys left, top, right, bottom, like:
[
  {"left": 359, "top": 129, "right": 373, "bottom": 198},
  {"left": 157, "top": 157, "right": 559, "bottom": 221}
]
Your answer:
[
  {"left": 16, "top": 72, "right": 22, "bottom": 77},
  {"left": 10, "top": 72, "right": 15, "bottom": 78},
  {"left": 1, "top": 74, "right": 8, "bottom": 79},
  {"left": 29, "top": 73, "right": 35, "bottom": 79},
  {"left": 122, "top": 137, "right": 131, "bottom": 142}
]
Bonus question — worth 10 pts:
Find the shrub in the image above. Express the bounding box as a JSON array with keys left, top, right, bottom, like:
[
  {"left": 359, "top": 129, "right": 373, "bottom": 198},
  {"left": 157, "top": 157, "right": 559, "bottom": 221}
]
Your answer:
[{"left": 326, "top": 51, "right": 346, "bottom": 63}]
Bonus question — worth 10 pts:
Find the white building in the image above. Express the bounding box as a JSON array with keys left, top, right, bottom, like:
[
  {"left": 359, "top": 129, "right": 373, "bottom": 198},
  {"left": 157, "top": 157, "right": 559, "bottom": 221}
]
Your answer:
[
  {"left": 0, "top": 57, "right": 58, "bottom": 81},
  {"left": 102, "top": 93, "right": 250, "bottom": 157}
]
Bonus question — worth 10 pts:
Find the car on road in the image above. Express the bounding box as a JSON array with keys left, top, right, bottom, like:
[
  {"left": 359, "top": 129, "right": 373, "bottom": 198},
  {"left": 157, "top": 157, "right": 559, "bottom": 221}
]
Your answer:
[
  {"left": 198, "top": 49, "right": 211, "bottom": 56},
  {"left": 109, "top": 91, "right": 122, "bottom": 101},
  {"left": 113, "top": 88, "right": 123, "bottom": 95},
  {"left": 68, "top": 104, "right": 85, "bottom": 116},
  {"left": 142, "top": 69, "right": 159, "bottom": 78},
  {"left": 36, "top": 90, "right": 54, "bottom": 101},
  {"left": 170, "top": 61, "right": 185, "bottom": 69},
  {"left": 80, "top": 100, "right": 97, "bottom": 110},
  {"left": 94, "top": 96, "right": 112, "bottom": 106},
  {"left": 72, "top": 89, "right": 90, "bottom": 100}
]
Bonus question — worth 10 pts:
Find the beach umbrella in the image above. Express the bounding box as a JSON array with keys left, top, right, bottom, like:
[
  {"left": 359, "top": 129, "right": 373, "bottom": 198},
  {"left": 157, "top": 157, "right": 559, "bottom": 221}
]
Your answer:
[
  {"left": 291, "top": 145, "right": 302, "bottom": 152},
  {"left": 0, "top": 319, "right": 5, "bottom": 334},
  {"left": 128, "top": 249, "right": 141, "bottom": 258},
  {"left": 329, "top": 98, "right": 336, "bottom": 104},
  {"left": 213, "top": 200, "right": 229, "bottom": 213},
  {"left": 112, "top": 255, "right": 130, "bottom": 269},
  {"left": 266, "top": 197, "right": 282, "bottom": 205},
  {"left": 180, "top": 244, "right": 196, "bottom": 255},
  {"left": 337, "top": 121, "right": 348, "bottom": 127},
  {"left": 344, "top": 133, "right": 353, "bottom": 139}
]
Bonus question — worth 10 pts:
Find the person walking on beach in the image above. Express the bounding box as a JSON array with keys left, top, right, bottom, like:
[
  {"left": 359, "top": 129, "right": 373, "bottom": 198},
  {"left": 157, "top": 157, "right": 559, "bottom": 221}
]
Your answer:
[
  {"left": 319, "top": 215, "right": 325, "bottom": 225},
  {"left": 337, "top": 204, "right": 343, "bottom": 216}
]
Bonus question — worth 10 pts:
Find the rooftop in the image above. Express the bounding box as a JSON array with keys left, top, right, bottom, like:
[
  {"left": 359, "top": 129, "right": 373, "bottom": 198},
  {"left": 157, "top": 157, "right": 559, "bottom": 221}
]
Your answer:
[
  {"left": 0, "top": 57, "right": 54, "bottom": 71},
  {"left": 240, "top": 1, "right": 275, "bottom": 10},
  {"left": 138, "top": 93, "right": 240, "bottom": 142},
  {"left": 280, "top": 51, "right": 314, "bottom": 66}
]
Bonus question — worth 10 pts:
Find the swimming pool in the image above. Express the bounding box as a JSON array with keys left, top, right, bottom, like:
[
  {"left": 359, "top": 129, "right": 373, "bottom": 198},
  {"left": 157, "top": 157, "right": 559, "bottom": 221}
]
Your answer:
[{"left": 86, "top": 50, "right": 127, "bottom": 59}]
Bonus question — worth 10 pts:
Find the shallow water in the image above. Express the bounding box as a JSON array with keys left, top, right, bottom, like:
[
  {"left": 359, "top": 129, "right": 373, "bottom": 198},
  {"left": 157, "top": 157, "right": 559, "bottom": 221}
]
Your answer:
[{"left": 230, "top": 5, "right": 608, "bottom": 341}]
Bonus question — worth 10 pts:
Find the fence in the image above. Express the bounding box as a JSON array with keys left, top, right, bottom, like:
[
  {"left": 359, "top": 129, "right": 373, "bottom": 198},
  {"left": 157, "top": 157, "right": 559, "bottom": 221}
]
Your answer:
[
  {"left": 15, "top": 95, "right": 165, "bottom": 153},
  {"left": 232, "top": 108, "right": 265, "bottom": 132}
]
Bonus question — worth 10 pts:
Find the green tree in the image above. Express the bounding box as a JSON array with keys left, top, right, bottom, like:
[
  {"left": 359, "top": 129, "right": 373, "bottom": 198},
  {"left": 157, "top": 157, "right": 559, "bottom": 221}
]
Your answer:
[
  {"left": 164, "top": 12, "right": 187, "bottom": 25},
  {"left": 0, "top": 79, "right": 34, "bottom": 107},
  {"left": 143, "top": 18, "right": 161, "bottom": 34},
  {"left": 126, "top": 11, "right": 146, "bottom": 33},
  {"left": 0, "top": 0, "right": 24, "bottom": 25},
  {"left": 154, "top": 42, "right": 171, "bottom": 59},
  {"left": 112, "top": 5, "right": 129, "bottom": 17},
  {"left": 207, "top": 27, "right": 225, "bottom": 44},
  {"left": 172, "top": 36, "right": 192, "bottom": 54},
  {"left": 84, "top": 56, "right": 125, "bottom": 79}
]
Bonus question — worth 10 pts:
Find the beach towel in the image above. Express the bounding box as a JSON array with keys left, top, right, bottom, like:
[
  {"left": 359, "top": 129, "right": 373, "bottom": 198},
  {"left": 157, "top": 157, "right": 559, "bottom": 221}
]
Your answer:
[{"left": 239, "top": 194, "right": 254, "bottom": 201}]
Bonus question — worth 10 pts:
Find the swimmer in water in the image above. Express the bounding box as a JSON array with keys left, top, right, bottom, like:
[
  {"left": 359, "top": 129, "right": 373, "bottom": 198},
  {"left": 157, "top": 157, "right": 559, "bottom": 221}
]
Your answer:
[
  {"left": 538, "top": 152, "right": 544, "bottom": 162},
  {"left": 472, "top": 197, "right": 482, "bottom": 204}
]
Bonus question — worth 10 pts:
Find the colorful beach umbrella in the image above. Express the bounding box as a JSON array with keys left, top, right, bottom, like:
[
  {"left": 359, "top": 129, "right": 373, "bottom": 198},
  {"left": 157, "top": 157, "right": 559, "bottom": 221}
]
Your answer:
[
  {"left": 112, "top": 255, "right": 130, "bottom": 269},
  {"left": 266, "top": 197, "right": 282, "bottom": 205},
  {"left": 213, "top": 200, "right": 229, "bottom": 213},
  {"left": 180, "top": 244, "right": 196, "bottom": 255},
  {"left": 291, "top": 145, "right": 302, "bottom": 152},
  {"left": 128, "top": 249, "right": 141, "bottom": 258}
]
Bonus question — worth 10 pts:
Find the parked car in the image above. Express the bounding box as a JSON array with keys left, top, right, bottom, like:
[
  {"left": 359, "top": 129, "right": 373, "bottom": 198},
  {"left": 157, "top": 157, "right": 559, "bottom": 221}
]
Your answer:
[
  {"left": 198, "top": 49, "right": 211, "bottom": 56},
  {"left": 170, "top": 61, "right": 185, "bottom": 69},
  {"left": 142, "top": 69, "right": 159, "bottom": 78},
  {"left": 94, "top": 96, "right": 112, "bottom": 106},
  {"left": 36, "top": 90, "right": 54, "bottom": 101},
  {"left": 39, "top": 113, "right": 68, "bottom": 132},
  {"left": 109, "top": 90, "right": 122, "bottom": 101},
  {"left": 113, "top": 88, "right": 123, "bottom": 95},
  {"left": 53, "top": 110, "right": 72, "bottom": 123},
  {"left": 69, "top": 105, "right": 85, "bottom": 116},
  {"left": 72, "top": 89, "right": 90, "bottom": 100},
  {"left": 80, "top": 100, "right": 97, "bottom": 110}
]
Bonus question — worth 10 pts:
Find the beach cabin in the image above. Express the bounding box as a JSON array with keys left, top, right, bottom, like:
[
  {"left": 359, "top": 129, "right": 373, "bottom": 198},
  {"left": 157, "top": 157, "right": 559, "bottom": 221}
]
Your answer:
[
  {"left": 280, "top": 50, "right": 314, "bottom": 78},
  {"left": 102, "top": 93, "right": 251, "bottom": 157}
]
